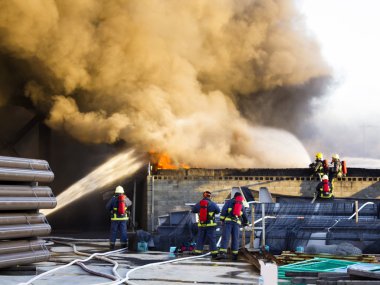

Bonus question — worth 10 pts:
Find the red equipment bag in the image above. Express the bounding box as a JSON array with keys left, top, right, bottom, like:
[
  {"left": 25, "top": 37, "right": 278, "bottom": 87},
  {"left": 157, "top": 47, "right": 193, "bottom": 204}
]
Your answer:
[
  {"left": 199, "top": 200, "right": 209, "bottom": 223},
  {"left": 118, "top": 194, "right": 126, "bottom": 215},
  {"left": 232, "top": 196, "right": 243, "bottom": 216},
  {"left": 342, "top": 160, "right": 347, "bottom": 175},
  {"left": 323, "top": 180, "right": 330, "bottom": 193}
]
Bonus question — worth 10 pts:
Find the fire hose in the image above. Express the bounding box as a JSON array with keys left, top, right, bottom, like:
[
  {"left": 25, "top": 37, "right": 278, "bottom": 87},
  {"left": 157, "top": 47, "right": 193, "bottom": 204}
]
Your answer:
[
  {"left": 17, "top": 244, "right": 127, "bottom": 285},
  {"left": 91, "top": 237, "right": 224, "bottom": 285},
  {"left": 90, "top": 252, "right": 213, "bottom": 285},
  {"left": 18, "top": 236, "right": 217, "bottom": 285},
  {"left": 53, "top": 240, "right": 122, "bottom": 281}
]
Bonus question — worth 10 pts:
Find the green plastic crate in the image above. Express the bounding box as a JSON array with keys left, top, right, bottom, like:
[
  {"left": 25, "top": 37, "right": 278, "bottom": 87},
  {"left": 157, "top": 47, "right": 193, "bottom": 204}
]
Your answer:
[{"left": 278, "top": 258, "right": 360, "bottom": 279}]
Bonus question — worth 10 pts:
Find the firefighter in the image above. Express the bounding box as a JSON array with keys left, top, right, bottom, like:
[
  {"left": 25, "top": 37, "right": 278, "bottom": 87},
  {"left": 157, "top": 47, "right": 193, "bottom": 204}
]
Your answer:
[
  {"left": 309, "top": 152, "right": 327, "bottom": 180},
  {"left": 191, "top": 191, "right": 220, "bottom": 258},
  {"left": 330, "top": 153, "right": 343, "bottom": 180},
  {"left": 106, "top": 185, "right": 132, "bottom": 250},
  {"left": 218, "top": 192, "right": 249, "bottom": 260},
  {"left": 315, "top": 174, "right": 334, "bottom": 200}
]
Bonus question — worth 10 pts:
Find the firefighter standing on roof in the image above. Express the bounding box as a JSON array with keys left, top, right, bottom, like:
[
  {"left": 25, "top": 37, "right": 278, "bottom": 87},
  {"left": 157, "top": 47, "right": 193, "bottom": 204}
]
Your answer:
[
  {"left": 330, "top": 154, "right": 344, "bottom": 180},
  {"left": 191, "top": 191, "right": 220, "bottom": 258},
  {"left": 315, "top": 174, "right": 334, "bottom": 200},
  {"left": 106, "top": 185, "right": 132, "bottom": 250},
  {"left": 218, "top": 192, "right": 249, "bottom": 260},
  {"left": 309, "top": 152, "right": 328, "bottom": 180}
]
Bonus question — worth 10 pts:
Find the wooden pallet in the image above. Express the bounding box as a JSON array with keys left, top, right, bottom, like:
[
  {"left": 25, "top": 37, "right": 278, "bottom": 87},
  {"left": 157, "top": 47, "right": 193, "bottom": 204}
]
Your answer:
[
  {"left": 285, "top": 270, "right": 380, "bottom": 284},
  {"left": 276, "top": 251, "right": 378, "bottom": 265}
]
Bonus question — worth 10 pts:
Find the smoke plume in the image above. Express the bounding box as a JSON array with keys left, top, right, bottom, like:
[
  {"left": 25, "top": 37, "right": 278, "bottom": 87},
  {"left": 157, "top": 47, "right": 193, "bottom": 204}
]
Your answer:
[{"left": 0, "top": 0, "right": 330, "bottom": 168}]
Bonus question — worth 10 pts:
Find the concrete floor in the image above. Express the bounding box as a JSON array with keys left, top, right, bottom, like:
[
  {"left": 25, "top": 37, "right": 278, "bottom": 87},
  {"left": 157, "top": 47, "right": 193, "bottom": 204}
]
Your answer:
[{"left": 0, "top": 243, "right": 263, "bottom": 285}]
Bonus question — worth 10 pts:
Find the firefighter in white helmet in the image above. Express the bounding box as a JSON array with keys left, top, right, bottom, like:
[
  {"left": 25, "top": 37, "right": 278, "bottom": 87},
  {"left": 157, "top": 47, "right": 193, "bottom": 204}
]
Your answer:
[
  {"left": 106, "top": 185, "right": 132, "bottom": 250},
  {"left": 330, "top": 154, "right": 343, "bottom": 179},
  {"left": 315, "top": 174, "right": 334, "bottom": 200}
]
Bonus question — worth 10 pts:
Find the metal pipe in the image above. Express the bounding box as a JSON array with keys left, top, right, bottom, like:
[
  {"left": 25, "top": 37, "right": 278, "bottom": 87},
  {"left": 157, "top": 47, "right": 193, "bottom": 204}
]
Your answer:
[
  {"left": 0, "top": 156, "right": 50, "bottom": 171},
  {"left": 327, "top": 201, "right": 376, "bottom": 232},
  {"left": 0, "top": 167, "right": 54, "bottom": 182},
  {"left": 133, "top": 180, "right": 136, "bottom": 231},
  {"left": 151, "top": 176, "right": 155, "bottom": 232},
  {"left": 0, "top": 213, "right": 46, "bottom": 225},
  {"left": 250, "top": 204, "right": 255, "bottom": 248},
  {"left": 355, "top": 200, "right": 359, "bottom": 223},
  {"left": 261, "top": 203, "right": 266, "bottom": 248},
  {"left": 0, "top": 249, "right": 50, "bottom": 269},
  {"left": 0, "top": 197, "right": 57, "bottom": 210},
  {"left": 0, "top": 223, "right": 51, "bottom": 239},
  {"left": 0, "top": 185, "right": 53, "bottom": 197},
  {"left": 0, "top": 239, "right": 46, "bottom": 255},
  {"left": 348, "top": 202, "right": 375, "bottom": 220}
]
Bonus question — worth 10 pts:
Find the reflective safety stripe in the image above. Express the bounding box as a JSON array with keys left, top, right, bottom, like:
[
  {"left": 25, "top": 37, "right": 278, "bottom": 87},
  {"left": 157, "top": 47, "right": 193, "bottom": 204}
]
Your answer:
[
  {"left": 232, "top": 250, "right": 238, "bottom": 254},
  {"left": 193, "top": 249, "right": 202, "bottom": 254},
  {"left": 219, "top": 248, "right": 227, "bottom": 253},
  {"left": 111, "top": 217, "right": 129, "bottom": 221},
  {"left": 111, "top": 207, "right": 128, "bottom": 220},
  {"left": 226, "top": 207, "right": 242, "bottom": 224},
  {"left": 224, "top": 217, "right": 242, "bottom": 225},
  {"left": 211, "top": 250, "right": 218, "bottom": 254},
  {"left": 198, "top": 221, "right": 217, "bottom": 227},
  {"left": 198, "top": 211, "right": 217, "bottom": 227},
  {"left": 318, "top": 191, "right": 333, "bottom": 198}
]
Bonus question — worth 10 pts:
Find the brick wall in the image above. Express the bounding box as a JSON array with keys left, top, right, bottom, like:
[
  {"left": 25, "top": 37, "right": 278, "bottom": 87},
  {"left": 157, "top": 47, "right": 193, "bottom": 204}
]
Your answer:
[{"left": 144, "top": 170, "right": 380, "bottom": 231}]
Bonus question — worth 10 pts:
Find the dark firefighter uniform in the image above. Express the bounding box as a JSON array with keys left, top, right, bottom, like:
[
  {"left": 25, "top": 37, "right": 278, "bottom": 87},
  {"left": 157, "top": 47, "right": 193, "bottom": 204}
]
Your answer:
[
  {"left": 218, "top": 193, "right": 249, "bottom": 260},
  {"left": 192, "top": 192, "right": 220, "bottom": 257},
  {"left": 309, "top": 152, "right": 328, "bottom": 180},
  {"left": 106, "top": 186, "right": 132, "bottom": 250},
  {"left": 315, "top": 176, "right": 334, "bottom": 199}
]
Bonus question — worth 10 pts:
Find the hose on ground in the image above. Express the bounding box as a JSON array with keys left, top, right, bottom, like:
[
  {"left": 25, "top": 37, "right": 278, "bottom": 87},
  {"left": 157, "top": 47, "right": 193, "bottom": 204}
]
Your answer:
[
  {"left": 90, "top": 252, "right": 212, "bottom": 285},
  {"left": 92, "top": 236, "right": 223, "bottom": 285},
  {"left": 76, "top": 261, "right": 118, "bottom": 281},
  {"left": 19, "top": 236, "right": 220, "bottom": 285},
  {"left": 53, "top": 240, "right": 123, "bottom": 281},
  {"left": 18, "top": 246, "right": 126, "bottom": 285}
]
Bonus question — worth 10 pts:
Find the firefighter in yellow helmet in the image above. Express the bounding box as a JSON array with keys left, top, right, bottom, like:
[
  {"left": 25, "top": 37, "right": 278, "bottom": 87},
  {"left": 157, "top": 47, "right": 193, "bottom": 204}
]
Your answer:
[{"left": 309, "top": 152, "right": 328, "bottom": 180}]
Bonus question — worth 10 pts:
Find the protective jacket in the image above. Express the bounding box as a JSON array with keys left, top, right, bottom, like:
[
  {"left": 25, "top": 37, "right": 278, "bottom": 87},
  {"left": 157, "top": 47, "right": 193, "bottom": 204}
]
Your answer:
[
  {"left": 106, "top": 194, "right": 132, "bottom": 221},
  {"left": 309, "top": 159, "right": 328, "bottom": 180},
  {"left": 316, "top": 180, "right": 334, "bottom": 199},
  {"left": 220, "top": 197, "right": 249, "bottom": 226},
  {"left": 192, "top": 198, "right": 220, "bottom": 227},
  {"left": 330, "top": 160, "right": 343, "bottom": 179}
]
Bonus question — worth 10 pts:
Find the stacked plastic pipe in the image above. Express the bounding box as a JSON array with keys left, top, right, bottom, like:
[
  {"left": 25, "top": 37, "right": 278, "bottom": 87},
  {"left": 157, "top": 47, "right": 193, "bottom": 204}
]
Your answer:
[{"left": 0, "top": 156, "right": 56, "bottom": 268}]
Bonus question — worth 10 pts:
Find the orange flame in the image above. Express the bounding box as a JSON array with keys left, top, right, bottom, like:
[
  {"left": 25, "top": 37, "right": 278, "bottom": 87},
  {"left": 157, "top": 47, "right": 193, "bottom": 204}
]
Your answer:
[{"left": 149, "top": 151, "right": 190, "bottom": 170}]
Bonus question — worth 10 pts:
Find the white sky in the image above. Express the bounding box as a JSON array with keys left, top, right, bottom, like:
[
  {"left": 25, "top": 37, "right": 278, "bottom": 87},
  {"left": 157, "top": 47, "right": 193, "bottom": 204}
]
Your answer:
[{"left": 298, "top": 0, "right": 380, "bottom": 160}]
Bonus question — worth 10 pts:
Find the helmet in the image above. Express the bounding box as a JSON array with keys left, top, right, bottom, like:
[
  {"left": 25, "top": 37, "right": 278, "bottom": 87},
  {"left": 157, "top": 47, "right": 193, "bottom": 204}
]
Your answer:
[
  {"left": 332, "top": 154, "right": 340, "bottom": 160},
  {"left": 115, "top": 186, "right": 124, "bottom": 194},
  {"left": 315, "top": 152, "right": 323, "bottom": 160},
  {"left": 322, "top": 175, "right": 328, "bottom": 180},
  {"left": 203, "top": 191, "right": 211, "bottom": 198},
  {"left": 234, "top": 192, "right": 242, "bottom": 198}
]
